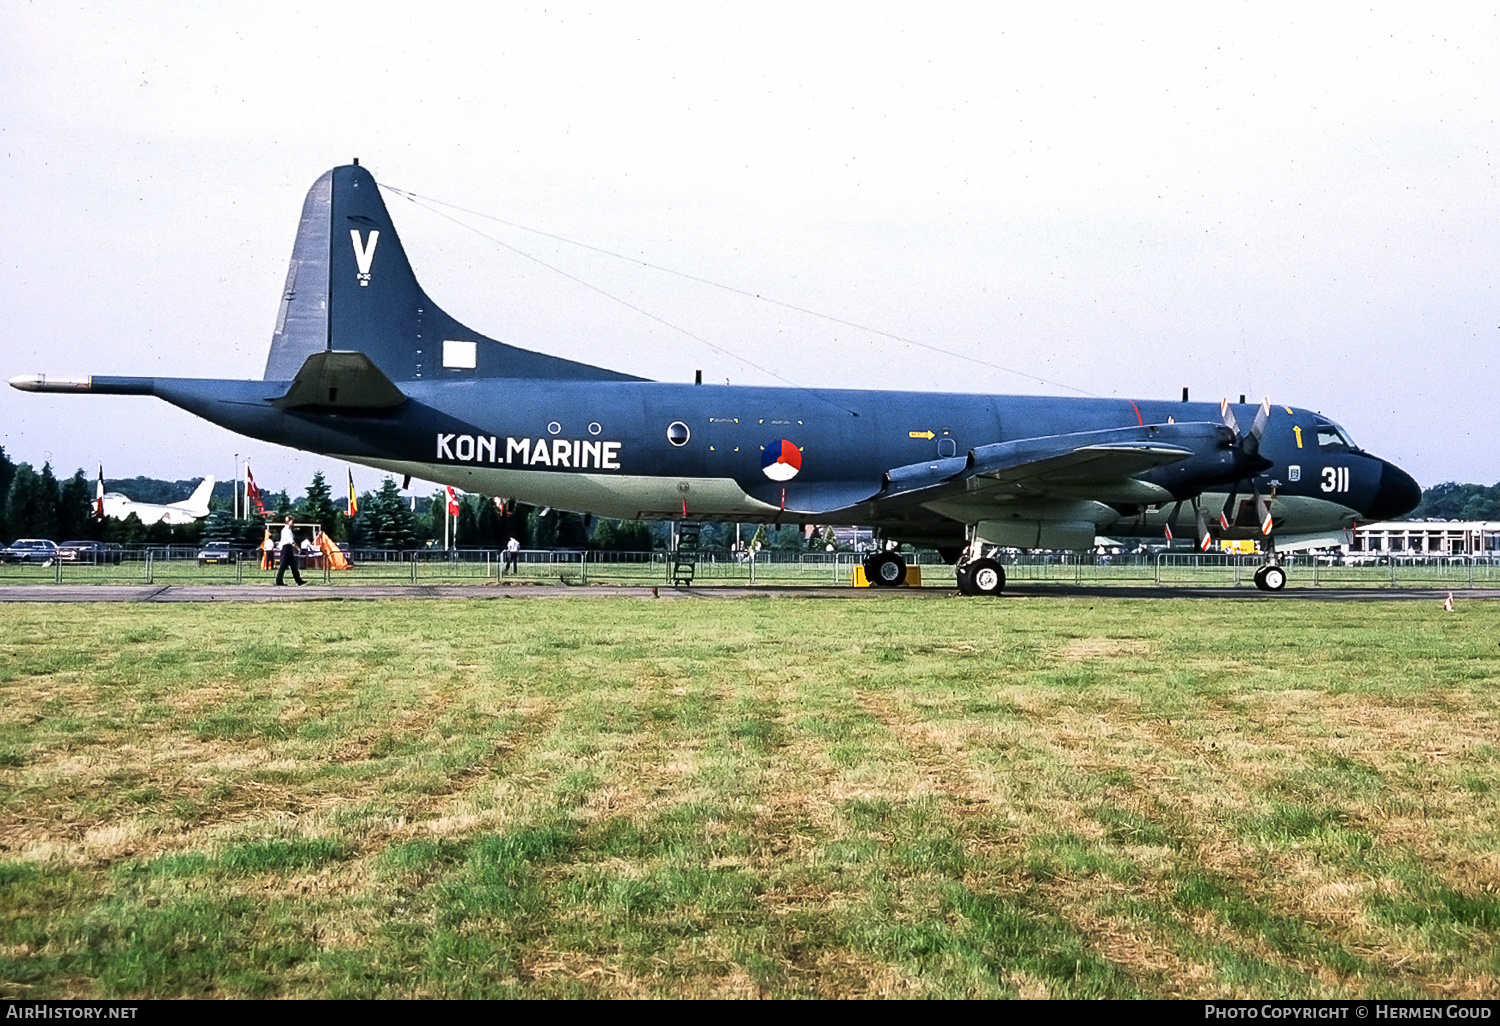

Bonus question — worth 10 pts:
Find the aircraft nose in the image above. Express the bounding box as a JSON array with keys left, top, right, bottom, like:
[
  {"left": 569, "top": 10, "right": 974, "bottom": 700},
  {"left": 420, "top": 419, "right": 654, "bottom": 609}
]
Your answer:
[{"left": 1364, "top": 460, "right": 1421, "bottom": 521}]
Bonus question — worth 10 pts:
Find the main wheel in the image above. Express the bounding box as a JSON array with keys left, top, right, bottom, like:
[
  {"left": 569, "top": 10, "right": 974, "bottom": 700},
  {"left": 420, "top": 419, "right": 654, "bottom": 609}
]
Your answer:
[
  {"left": 956, "top": 564, "right": 979, "bottom": 596},
  {"left": 1260, "top": 564, "right": 1286, "bottom": 591},
  {"left": 966, "top": 557, "right": 1005, "bottom": 596},
  {"left": 865, "top": 551, "right": 907, "bottom": 587}
]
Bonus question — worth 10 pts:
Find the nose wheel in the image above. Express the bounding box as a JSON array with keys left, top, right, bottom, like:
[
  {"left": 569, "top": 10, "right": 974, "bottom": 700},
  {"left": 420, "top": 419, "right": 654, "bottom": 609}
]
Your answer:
[{"left": 1253, "top": 564, "right": 1286, "bottom": 591}]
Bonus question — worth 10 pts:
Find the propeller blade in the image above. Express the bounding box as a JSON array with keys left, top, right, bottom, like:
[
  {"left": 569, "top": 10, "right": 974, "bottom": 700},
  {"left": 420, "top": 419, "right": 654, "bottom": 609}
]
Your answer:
[
  {"left": 1194, "top": 501, "right": 1213, "bottom": 551},
  {"left": 1220, "top": 398, "right": 1241, "bottom": 439},
  {"left": 1246, "top": 397, "right": 1272, "bottom": 455},
  {"left": 1164, "top": 500, "right": 1183, "bottom": 542},
  {"left": 1220, "top": 483, "right": 1240, "bottom": 532},
  {"left": 1255, "top": 485, "right": 1275, "bottom": 536}
]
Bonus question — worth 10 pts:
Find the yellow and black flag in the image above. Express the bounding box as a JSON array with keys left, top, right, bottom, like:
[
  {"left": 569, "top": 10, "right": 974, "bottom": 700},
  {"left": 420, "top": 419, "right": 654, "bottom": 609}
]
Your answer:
[{"left": 347, "top": 469, "right": 359, "bottom": 517}]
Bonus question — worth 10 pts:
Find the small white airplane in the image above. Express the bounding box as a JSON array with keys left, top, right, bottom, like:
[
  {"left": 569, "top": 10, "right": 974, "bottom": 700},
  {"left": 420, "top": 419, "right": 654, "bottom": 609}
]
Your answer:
[{"left": 95, "top": 467, "right": 214, "bottom": 526}]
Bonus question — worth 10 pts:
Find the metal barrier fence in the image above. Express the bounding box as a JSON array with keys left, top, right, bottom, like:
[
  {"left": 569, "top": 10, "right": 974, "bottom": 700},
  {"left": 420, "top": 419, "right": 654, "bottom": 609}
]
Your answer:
[{"left": 1, "top": 548, "right": 1498, "bottom": 589}]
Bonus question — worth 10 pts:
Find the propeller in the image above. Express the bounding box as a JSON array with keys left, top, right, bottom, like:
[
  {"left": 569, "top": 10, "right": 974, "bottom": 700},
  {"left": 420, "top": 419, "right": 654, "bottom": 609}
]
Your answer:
[
  {"left": 1162, "top": 399, "right": 1276, "bottom": 549},
  {"left": 1220, "top": 396, "right": 1271, "bottom": 461},
  {"left": 1163, "top": 498, "right": 1216, "bottom": 551},
  {"left": 1158, "top": 399, "right": 1278, "bottom": 552},
  {"left": 1216, "top": 397, "right": 1276, "bottom": 538}
]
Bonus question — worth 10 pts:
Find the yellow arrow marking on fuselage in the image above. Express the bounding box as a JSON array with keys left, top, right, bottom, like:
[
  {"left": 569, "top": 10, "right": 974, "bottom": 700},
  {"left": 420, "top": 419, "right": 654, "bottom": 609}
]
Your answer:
[{"left": 909, "top": 430, "right": 935, "bottom": 440}]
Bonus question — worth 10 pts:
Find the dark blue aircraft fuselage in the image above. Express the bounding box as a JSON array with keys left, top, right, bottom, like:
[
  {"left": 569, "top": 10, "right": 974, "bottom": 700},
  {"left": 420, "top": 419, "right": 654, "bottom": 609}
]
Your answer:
[
  {"left": 124, "top": 373, "right": 1417, "bottom": 548},
  {"left": 13, "top": 162, "right": 1420, "bottom": 569}
]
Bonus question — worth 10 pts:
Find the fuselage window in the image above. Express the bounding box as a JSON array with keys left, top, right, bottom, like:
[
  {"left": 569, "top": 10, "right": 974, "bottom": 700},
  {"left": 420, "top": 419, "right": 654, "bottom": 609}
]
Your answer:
[{"left": 666, "top": 421, "right": 691, "bottom": 447}]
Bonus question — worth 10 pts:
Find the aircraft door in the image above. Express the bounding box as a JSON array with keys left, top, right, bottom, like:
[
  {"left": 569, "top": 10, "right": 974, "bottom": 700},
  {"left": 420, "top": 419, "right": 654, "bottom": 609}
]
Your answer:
[{"left": 703, "top": 416, "right": 752, "bottom": 483}]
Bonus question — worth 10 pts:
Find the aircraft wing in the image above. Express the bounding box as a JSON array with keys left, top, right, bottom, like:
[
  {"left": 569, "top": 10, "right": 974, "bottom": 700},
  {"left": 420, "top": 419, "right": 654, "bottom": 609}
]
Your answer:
[
  {"left": 759, "top": 422, "right": 1216, "bottom": 518},
  {"left": 859, "top": 423, "right": 1220, "bottom": 513}
]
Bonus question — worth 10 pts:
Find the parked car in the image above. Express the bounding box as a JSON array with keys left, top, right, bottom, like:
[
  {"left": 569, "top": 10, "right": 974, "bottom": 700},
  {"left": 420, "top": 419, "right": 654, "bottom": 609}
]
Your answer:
[
  {"left": 196, "top": 541, "right": 240, "bottom": 565},
  {"left": 1, "top": 539, "right": 59, "bottom": 565},
  {"left": 56, "top": 540, "right": 124, "bottom": 565}
]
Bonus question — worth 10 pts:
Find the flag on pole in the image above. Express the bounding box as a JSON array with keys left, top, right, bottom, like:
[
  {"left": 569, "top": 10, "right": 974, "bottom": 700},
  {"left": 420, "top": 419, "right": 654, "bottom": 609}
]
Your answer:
[
  {"left": 95, "top": 466, "right": 105, "bottom": 520},
  {"left": 246, "top": 464, "right": 266, "bottom": 516},
  {"left": 446, "top": 485, "right": 460, "bottom": 518},
  {"left": 347, "top": 469, "right": 359, "bottom": 516}
]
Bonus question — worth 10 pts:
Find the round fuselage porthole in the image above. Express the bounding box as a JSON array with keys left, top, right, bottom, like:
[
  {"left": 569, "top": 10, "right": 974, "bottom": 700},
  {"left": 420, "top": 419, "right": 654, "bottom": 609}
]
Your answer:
[{"left": 666, "top": 421, "right": 691, "bottom": 446}]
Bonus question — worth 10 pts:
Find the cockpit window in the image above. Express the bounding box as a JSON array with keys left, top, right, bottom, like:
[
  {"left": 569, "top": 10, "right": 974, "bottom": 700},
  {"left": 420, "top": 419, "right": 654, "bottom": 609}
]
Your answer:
[{"left": 1314, "top": 418, "right": 1358, "bottom": 452}]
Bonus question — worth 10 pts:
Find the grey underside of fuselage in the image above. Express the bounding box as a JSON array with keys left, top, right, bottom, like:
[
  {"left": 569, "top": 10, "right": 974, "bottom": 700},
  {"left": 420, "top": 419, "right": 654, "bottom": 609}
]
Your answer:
[
  {"left": 339, "top": 457, "right": 783, "bottom": 520},
  {"left": 337, "top": 450, "right": 1357, "bottom": 547}
]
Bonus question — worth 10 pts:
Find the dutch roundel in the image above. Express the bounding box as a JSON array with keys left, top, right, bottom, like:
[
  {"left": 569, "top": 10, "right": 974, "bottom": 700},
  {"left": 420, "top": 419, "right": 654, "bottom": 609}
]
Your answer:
[{"left": 761, "top": 439, "right": 802, "bottom": 481}]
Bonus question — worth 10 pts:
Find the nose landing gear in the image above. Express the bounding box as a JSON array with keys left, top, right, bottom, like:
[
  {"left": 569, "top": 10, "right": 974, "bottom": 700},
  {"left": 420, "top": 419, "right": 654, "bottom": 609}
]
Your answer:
[{"left": 1253, "top": 563, "right": 1286, "bottom": 591}]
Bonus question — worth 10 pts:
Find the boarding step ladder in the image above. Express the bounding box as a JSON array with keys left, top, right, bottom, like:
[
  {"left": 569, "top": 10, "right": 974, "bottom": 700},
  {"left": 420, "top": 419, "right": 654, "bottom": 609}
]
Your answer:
[{"left": 671, "top": 523, "right": 701, "bottom": 587}]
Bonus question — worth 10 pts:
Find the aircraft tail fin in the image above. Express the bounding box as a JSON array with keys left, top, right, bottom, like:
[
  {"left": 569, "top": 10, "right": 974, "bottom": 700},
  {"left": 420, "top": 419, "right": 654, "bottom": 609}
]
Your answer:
[
  {"left": 264, "top": 164, "right": 645, "bottom": 385},
  {"left": 179, "top": 477, "right": 215, "bottom": 518}
]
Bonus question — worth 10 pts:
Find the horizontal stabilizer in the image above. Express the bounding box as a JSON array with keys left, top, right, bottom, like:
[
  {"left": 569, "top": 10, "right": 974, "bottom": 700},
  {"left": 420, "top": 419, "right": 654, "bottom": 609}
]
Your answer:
[
  {"left": 273, "top": 351, "right": 408, "bottom": 411},
  {"left": 272, "top": 351, "right": 407, "bottom": 410}
]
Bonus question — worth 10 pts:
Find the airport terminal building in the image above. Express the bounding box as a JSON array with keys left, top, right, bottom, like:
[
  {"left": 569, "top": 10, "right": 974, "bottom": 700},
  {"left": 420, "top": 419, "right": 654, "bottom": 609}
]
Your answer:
[{"left": 1349, "top": 521, "right": 1500, "bottom": 558}]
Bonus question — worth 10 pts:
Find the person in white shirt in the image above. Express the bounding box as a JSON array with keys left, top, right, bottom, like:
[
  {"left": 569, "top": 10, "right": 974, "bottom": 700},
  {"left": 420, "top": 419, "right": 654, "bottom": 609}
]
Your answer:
[
  {"left": 503, "top": 536, "right": 520, "bottom": 575},
  {"left": 275, "top": 515, "right": 305, "bottom": 586}
]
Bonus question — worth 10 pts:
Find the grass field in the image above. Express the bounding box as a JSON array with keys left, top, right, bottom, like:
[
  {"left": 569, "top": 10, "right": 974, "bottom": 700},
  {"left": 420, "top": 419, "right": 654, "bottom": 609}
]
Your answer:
[{"left": 1, "top": 596, "right": 1497, "bottom": 998}]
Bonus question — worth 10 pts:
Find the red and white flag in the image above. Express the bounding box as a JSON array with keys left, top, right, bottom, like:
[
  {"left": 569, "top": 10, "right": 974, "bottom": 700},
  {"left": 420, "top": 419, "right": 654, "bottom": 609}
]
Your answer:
[
  {"left": 95, "top": 466, "right": 105, "bottom": 520},
  {"left": 1443, "top": 592, "right": 1454, "bottom": 613},
  {"left": 446, "top": 485, "right": 460, "bottom": 518},
  {"left": 245, "top": 464, "right": 266, "bottom": 516}
]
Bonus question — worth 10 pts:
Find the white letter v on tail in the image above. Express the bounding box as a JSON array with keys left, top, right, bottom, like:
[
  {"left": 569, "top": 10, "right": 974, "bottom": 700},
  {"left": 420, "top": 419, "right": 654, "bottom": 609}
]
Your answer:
[{"left": 350, "top": 229, "right": 379, "bottom": 284}]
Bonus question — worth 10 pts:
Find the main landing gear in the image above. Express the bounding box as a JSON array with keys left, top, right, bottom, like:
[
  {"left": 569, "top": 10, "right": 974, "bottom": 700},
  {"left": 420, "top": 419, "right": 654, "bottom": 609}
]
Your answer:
[
  {"left": 956, "top": 558, "right": 1006, "bottom": 597},
  {"left": 863, "top": 550, "right": 908, "bottom": 587},
  {"left": 952, "top": 525, "right": 1005, "bottom": 597},
  {"left": 863, "top": 546, "right": 1007, "bottom": 595}
]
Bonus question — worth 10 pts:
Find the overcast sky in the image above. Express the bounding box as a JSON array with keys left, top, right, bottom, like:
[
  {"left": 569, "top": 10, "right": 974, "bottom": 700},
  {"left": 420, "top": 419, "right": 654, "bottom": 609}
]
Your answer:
[{"left": 2, "top": 2, "right": 1496, "bottom": 500}]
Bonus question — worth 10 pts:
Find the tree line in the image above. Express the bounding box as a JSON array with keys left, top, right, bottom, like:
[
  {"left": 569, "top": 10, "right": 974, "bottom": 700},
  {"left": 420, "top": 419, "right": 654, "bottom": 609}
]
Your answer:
[
  {"left": 0, "top": 450, "right": 836, "bottom": 552},
  {"left": 1410, "top": 482, "right": 1500, "bottom": 522}
]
